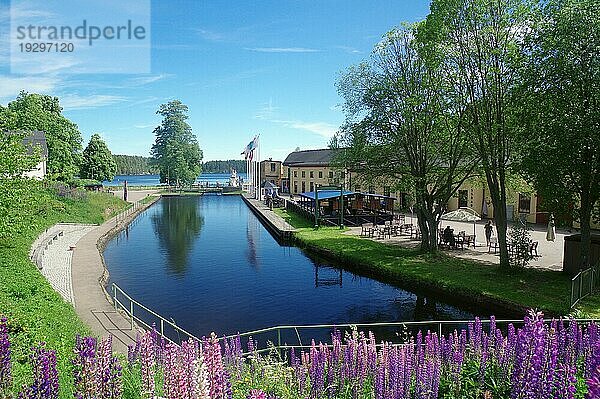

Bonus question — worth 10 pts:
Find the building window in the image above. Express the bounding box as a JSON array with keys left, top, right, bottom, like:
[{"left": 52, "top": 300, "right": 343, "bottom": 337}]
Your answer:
[
  {"left": 458, "top": 190, "right": 468, "bottom": 208},
  {"left": 354, "top": 185, "right": 361, "bottom": 192},
  {"left": 294, "top": 171, "right": 297, "bottom": 178},
  {"left": 519, "top": 194, "right": 531, "bottom": 213},
  {"left": 310, "top": 171, "right": 314, "bottom": 178},
  {"left": 329, "top": 171, "right": 334, "bottom": 178},
  {"left": 302, "top": 181, "right": 306, "bottom": 193},
  {"left": 319, "top": 171, "right": 323, "bottom": 178},
  {"left": 270, "top": 163, "right": 276, "bottom": 172},
  {"left": 310, "top": 182, "right": 314, "bottom": 192},
  {"left": 302, "top": 171, "right": 305, "bottom": 178},
  {"left": 384, "top": 186, "right": 391, "bottom": 197},
  {"left": 294, "top": 184, "right": 298, "bottom": 193},
  {"left": 369, "top": 186, "right": 375, "bottom": 194}
]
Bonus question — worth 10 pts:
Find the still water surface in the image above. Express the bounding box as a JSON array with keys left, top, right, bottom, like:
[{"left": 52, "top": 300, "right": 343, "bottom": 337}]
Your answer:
[{"left": 104, "top": 195, "right": 480, "bottom": 342}]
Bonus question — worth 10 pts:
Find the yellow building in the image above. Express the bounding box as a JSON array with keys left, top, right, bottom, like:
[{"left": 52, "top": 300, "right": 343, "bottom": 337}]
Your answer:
[
  {"left": 446, "top": 179, "right": 547, "bottom": 224},
  {"left": 281, "top": 149, "right": 596, "bottom": 228},
  {"left": 282, "top": 149, "right": 410, "bottom": 208},
  {"left": 283, "top": 149, "right": 347, "bottom": 195},
  {"left": 259, "top": 158, "right": 283, "bottom": 188}
]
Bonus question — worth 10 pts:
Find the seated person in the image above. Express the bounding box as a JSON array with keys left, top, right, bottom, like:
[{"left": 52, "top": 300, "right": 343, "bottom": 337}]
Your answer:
[{"left": 443, "top": 226, "right": 456, "bottom": 247}]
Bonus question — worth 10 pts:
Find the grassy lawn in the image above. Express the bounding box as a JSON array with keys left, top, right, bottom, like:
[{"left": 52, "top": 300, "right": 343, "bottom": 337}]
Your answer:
[
  {"left": 0, "top": 182, "right": 128, "bottom": 397},
  {"left": 274, "top": 207, "right": 576, "bottom": 317}
]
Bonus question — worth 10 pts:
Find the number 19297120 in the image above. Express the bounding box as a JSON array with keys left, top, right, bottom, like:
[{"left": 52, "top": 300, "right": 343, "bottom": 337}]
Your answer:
[{"left": 19, "top": 42, "right": 74, "bottom": 52}]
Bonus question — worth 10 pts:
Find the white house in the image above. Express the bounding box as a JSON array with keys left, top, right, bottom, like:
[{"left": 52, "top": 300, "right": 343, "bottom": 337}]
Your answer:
[{"left": 22, "top": 131, "right": 48, "bottom": 179}]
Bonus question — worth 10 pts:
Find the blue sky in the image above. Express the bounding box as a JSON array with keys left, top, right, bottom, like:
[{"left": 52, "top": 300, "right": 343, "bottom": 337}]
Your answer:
[{"left": 0, "top": 0, "right": 430, "bottom": 161}]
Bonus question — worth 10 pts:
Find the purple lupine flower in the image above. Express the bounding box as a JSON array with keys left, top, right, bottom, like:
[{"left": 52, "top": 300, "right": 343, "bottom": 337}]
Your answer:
[
  {"left": 223, "top": 335, "right": 243, "bottom": 379},
  {"left": 246, "top": 389, "right": 267, "bottom": 399},
  {"left": 96, "top": 336, "right": 122, "bottom": 399},
  {"left": 511, "top": 310, "right": 546, "bottom": 399},
  {"left": 203, "top": 332, "right": 231, "bottom": 399},
  {"left": 139, "top": 331, "right": 156, "bottom": 397},
  {"left": 587, "top": 366, "right": 600, "bottom": 399},
  {"left": 0, "top": 316, "right": 12, "bottom": 395},
  {"left": 194, "top": 348, "right": 211, "bottom": 399},
  {"left": 127, "top": 333, "right": 141, "bottom": 366},
  {"left": 20, "top": 343, "right": 59, "bottom": 399},
  {"left": 72, "top": 336, "right": 97, "bottom": 399}
]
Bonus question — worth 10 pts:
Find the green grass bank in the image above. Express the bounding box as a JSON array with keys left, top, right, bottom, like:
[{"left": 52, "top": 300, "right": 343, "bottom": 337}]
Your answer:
[
  {"left": 274, "top": 207, "right": 581, "bottom": 317},
  {"left": 0, "top": 181, "right": 128, "bottom": 397}
]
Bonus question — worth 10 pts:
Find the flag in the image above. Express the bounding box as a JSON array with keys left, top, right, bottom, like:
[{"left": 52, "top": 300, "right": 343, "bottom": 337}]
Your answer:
[{"left": 241, "top": 135, "right": 258, "bottom": 159}]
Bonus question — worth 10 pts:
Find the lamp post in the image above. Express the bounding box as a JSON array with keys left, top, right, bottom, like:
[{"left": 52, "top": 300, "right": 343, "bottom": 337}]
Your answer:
[
  {"left": 339, "top": 183, "right": 344, "bottom": 229},
  {"left": 314, "top": 185, "right": 319, "bottom": 229}
]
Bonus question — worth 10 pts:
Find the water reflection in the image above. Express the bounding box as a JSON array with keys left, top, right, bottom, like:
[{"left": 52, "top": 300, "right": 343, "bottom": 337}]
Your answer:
[
  {"left": 151, "top": 196, "right": 204, "bottom": 275},
  {"left": 246, "top": 213, "right": 260, "bottom": 270},
  {"left": 104, "top": 195, "right": 483, "bottom": 341}
]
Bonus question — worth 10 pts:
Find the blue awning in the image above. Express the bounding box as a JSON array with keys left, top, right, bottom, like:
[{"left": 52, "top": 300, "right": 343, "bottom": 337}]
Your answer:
[{"left": 299, "top": 190, "right": 356, "bottom": 201}]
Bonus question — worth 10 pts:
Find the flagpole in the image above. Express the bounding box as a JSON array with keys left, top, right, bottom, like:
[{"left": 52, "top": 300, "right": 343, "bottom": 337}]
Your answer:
[{"left": 256, "top": 135, "right": 260, "bottom": 201}]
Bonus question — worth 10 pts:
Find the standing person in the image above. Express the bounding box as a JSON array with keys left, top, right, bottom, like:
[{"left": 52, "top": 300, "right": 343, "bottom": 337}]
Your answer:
[{"left": 484, "top": 220, "right": 493, "bottom": 247}]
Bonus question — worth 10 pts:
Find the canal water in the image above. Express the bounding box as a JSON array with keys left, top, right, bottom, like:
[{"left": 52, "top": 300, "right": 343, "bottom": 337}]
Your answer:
[{"left": 104, "top": 195, "right": 479, "bottom": 345}]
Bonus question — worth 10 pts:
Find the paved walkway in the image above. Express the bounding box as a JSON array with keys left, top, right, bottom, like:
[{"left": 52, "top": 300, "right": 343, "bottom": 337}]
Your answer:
[
  {"left": 244, "top": 195, "right": 296, "bottom": 235},
  {"left": 32, "top": 224, "right": 96, "bottom": 304},
  {"left": 33, "top": 190, "right": 159, "bottom": 352},
  {"left": 345, "top": 218, "right": 568, "bottom": 271}
]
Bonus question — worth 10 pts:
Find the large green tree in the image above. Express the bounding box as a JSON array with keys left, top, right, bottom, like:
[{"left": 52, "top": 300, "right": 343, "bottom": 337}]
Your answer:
[
  {"left": 518, "top": 0, "right": 600, "bottom": 268},
  {"left": 424, "top": 0, "right": 533, "bottom": 268},
  {"left": 6, "top": 92, "right": 83, "bottom": 180},
  {"left": 150, "top": 100, "right": 203, "bottom": 186},
  {"left": 0, "top": 131, "right": 42, "bottom": 239},
  {"left": 80, "top": 134, "right": 117, "bottom": 181},
  {"left": 335, "top": 25, "right": 478, "bottom": 251}
]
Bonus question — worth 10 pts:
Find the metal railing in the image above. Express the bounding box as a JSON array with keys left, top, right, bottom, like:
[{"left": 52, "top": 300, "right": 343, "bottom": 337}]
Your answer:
[
  {"left": 112, "top": 283, "right": 600, "bottom": 355},
  {"left": 114, "top": 197, "right": 158, "bottom": 225},
  {"left": 571, "top": 266, "right": 600, "bottom": 308},
  {"left": 112, "top": 283, "right": 198, "bottom": 344}
]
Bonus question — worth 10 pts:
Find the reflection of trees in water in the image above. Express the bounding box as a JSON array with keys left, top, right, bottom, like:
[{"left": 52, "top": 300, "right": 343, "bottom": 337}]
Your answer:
[{"left": 151, "top": 197, "right": 204, "bottom": 275}]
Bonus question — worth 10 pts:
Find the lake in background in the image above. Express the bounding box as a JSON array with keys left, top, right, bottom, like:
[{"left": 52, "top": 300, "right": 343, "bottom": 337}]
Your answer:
[
  {"left": 103, "top": 195, "right": 483, "bottom": 345},
  {"left": 103, "top": 173, "right": 247, "bottom": 187}
]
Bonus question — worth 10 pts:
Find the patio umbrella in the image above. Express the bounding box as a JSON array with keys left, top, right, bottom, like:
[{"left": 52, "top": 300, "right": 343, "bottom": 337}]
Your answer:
[
  {"left": 546, "top": 214, "right": 556, "bottom": 242},
  {"left": 441, "top": 208, "right": 482, "bottom": 243}
]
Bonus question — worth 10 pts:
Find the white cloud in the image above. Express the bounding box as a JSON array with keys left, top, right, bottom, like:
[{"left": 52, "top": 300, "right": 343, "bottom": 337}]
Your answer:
[
  {"left": 9, "top": 56, "right": 81, "bottom": 75},
  {"left": 245, "top": 47, "right": 321, "bottom": 53},
  {"left": 336, "top": 45, "right": 362, "bottom": 54},
  {"left": 254, "top": 98, "right": 278, "bottom": 120},
  {"left": 127, "top": 74, "right": 171, "bottom": 86},
  {"left": 60, "top": 94, "right": 126, "bottom": 110},
  {"left": 274, "top": 120, "right": 338, "bottom": 138},
  {"left": 196, "top": 28, "right": 226, "bottom": 42},
  {"left": 0, "top": 75, "right": 61, "bottom": 101},
  {"left": 253, "top": 101, "right": 338, "bottom": 138},
  {"left": 133, "top": 123, "right": 155, "bottom": 129}
]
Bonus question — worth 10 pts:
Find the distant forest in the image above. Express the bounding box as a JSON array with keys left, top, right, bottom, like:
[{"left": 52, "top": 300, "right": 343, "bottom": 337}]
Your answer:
[
  {"left": 113, "top": 155, "right": 247, "bottom": 175},
  {"left": 113, "top": 155, "right": 157, "bottom": 175},
  {"left": 202, "top": 160, "right": 247, "bottom": 173}
]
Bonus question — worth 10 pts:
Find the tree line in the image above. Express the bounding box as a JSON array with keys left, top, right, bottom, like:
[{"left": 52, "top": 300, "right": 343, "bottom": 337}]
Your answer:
[
  {"left": 333, "top": 0, "right": 599, "bottom": 270},
  {"left": 202, "top": 160, "right": 246, "bottom": 174},
  {"left": 113, "top": 155, "right": 157, "bottom": 175}
]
